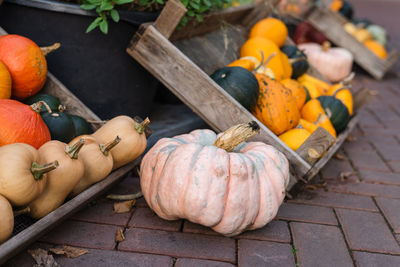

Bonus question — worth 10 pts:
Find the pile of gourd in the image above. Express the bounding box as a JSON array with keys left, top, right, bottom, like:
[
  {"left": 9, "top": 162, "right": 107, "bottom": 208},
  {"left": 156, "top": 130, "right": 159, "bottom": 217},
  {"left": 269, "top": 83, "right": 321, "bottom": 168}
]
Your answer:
[
  {"left": 211, "top": 17, "right": 353, "bottom": 153},
  {"left": 0, "top": 34, "right": 150, "bottom": 244},
  {"left": 331, "top": 0, "right": 388, "bottom": 59}
]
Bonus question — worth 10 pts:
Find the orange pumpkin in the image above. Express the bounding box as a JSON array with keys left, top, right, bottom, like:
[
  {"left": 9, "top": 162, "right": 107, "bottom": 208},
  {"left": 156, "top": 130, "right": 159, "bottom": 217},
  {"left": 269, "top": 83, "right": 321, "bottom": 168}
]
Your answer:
[
  {"left": 249, "top": 18, "right": 288, "bottom": 47},
  {"left": 301, "top": 99, "right": 336, "bottom": 138},
  {"left": 227, "top": 56, "right": 259, "bottom": 71},
  {"left": 0, "top": 35, "right": 47, "bottom": 99},
  {"left": 298, "top": 118, "right": 318, "bottom": 133},
  {"left": 0, "top": 61, "right": 11, "bottom": 99},
  {"left": 253, "top": 74, "right": 300, "bottom": 135},
  {"left": 280, "top": 79, "right": 307, "bottom": 109},
  {"left": 240, "top": 37, "right": 287, "bottom": 80},
  {"left": 364, "top": 40, "right": 387, "bottom": 59},
  {"left": 0, "top": 99, "right": 51, "bottom": 148},
  {"left": 298, "top": 74, "right": 331, "bottom": 94}
]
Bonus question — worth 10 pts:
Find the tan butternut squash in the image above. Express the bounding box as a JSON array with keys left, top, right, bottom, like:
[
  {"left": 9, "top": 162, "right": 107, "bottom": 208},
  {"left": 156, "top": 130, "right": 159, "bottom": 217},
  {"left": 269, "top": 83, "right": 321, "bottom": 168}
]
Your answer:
[
  {"left": 70, "top": 135, "right": 120, "bottom": 196},
  {"left": 92, "top": 116, "right": 149, "bottom": 169},
  {"left": 29, "top": 139, "right": 85, "bottom": 218},
  {"left": 0, "top": 195, "right": 13, "bottom": 244},
  {"left": 0, "top": 143, "right": 58, "bottom": 206}
]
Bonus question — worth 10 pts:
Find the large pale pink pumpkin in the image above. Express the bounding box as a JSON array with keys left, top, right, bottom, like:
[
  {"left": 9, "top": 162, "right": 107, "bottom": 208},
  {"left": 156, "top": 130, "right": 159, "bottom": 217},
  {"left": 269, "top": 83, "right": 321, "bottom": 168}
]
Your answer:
[{"left": 140, "top": 122, "right": 290, "bottom": 236}]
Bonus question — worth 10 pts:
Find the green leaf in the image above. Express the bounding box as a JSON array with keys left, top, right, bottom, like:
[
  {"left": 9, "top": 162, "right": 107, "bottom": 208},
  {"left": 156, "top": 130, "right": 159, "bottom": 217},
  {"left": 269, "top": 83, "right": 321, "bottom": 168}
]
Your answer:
[
  {"left": 110, "top": 9, "right": 120, "bottom": 22},
  {"left": 100, "top": 2, "right": 114, "bottom": 11},
  {"left": 196, "top": 14, "right": 203, "bottom": 22},
  {"left": 80, "top": 4, "right": 96, "bottom": 10},
  {"left": 86, "top": 17, "right": 102, "bottom": 33},
  {"left": 115, "top": 0, "right": 134, "bottom": 4},
  {"left": 100, "top": 20, "right": 109, "bottom": 34},
  {"left": 187, "top": 10, "right": 195, "bottom": 16},
  {"left": 180, "top": 0, "right": 189, "bottom": 7},
  {"left": 156, "top": 0, "right": 164, "bottom": 4},
  {"left": 189, "top": 2, "right": 199, "bottom": 9}
]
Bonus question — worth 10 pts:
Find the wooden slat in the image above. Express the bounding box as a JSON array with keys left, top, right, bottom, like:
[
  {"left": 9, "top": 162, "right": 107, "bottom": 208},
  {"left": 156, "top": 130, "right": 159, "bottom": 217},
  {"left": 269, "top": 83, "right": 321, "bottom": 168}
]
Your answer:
[
  {"left": 153, "top": 0, "right": 187, "bottom": 39},
  {"left": 127, "top": 24, "right": 311, "bottom": 177},
  {"left": 0, "top": 160, "right": 139, "bottom": 265},
  {"left": 304, "top": 114, "right": 359, "bottom": 180},
  {"left": 307, "top": 7, "right": 397, "bottom": 80},
  {"left": 296, "top": 127, "right": 335, "bottom": 165}
]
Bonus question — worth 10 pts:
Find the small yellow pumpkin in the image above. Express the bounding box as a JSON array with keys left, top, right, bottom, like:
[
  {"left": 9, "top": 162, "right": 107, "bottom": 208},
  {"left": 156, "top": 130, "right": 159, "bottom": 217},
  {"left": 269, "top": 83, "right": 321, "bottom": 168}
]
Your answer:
[
  {"left": 298, "top": 118, "right": 318, "bottom": 133},
  {"left": 249, "top": 17, "right": 288, "bottom": 47},
  {"left": 297, "top": 74, "right": 331, "bottom": 94},
  {"left": 301, "top": 80, "right": 321, "bottom": 99},
  {"left": 327, "top": 84, "right": 354, "bottom": 116},
  {"left": 364, "top": 40, "right": 387, "bottom": 59},
  {"left": 279, "top": 128, "right": 311, "bottom": 151},
  {"left": 301, "top": 99, "right": 337, "bottom": 138}
]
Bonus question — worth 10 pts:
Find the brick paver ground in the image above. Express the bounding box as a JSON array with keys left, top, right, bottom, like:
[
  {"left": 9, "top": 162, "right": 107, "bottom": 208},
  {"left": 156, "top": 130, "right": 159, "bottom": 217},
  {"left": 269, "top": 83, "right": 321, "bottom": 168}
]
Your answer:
[{"left": 5, "top": 0, "right": 400, "bottom": 266}]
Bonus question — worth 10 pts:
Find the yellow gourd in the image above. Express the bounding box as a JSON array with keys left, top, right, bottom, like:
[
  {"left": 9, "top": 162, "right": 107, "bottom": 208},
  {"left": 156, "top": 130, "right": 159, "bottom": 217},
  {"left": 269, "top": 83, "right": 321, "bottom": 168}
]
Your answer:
[
  {"left": 298, "top": 74, "right": 331, "bottom": 94},
  {"left": 279, "top": 128, "right": 311, "bottom": 151},
  {"left": 301, "top": 99, "right": 337, "bottom": 138},
  {"left": 327, "top": 84, "right": 354, "bottom": 115},
  {"left": 364, "top": 40, "right": 387, "bottom": 59},
  {"left": 298, "top": 118, "right": 318, "bottom": 133},
  {"left": 301, "top": 81, "right": 321, "bottom": 99}
]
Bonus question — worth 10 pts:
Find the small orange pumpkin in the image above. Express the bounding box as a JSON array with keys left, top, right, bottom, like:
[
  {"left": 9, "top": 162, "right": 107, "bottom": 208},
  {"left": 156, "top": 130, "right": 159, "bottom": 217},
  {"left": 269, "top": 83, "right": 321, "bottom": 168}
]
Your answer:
[
  {"left": 301, "top": 99, "right": 336, "bottom": 138},
  {"left": 0, "top": 35, "right": 47, "bottom": 99},
  {"left": 249, "top": 18, "right": 288, "bottom": 47},
  {"left": 298, "top": 118, "right": 318, "bottom": 133},
  {"left": 253, "top": 74, "right": 300, "bottom": 135},
  {"left": 280, "top": 79, "right": 307, "bottom": 109},
  {"left": 297, "top": 74, "right": 331, "bottom": 94},
  {"left": 0, "top": 61, "right": 11, "bottom": 99},
  {"left": 0, "top": 99, "right": 51, "bottom": 148},
  {"left": 227, "top": 56, "right": 259, "bottom": 71},
  {"left": 364, "top": 40, "right": 387, "bottom": 59}
]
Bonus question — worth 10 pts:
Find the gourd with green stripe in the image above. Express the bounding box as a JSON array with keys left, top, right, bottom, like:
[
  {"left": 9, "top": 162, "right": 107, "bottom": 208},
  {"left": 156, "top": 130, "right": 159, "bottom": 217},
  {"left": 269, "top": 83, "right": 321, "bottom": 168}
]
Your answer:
[{"left": 318, "top": 96, "right": 350, "bottom": 133}]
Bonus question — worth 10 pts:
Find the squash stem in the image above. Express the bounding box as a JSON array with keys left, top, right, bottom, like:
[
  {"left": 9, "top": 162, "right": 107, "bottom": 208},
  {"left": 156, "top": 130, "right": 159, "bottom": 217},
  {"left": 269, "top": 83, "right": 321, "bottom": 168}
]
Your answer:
[
  {"left": 31, "top": 161, "right": 59, "bottom": 180},
  {"left": 65, "top": 138, "right": 85, "bottom": 159},
  {"left": 213, "top": 121, "right": 260, "bottom": 152},
  {"left": 100, "top": 136, "right": 121, "bottom": 156},
  {"left": 106, "top": 191, "right": 143, "bottom": 201},
  {"left": 87, "top": 119, "right": 108, "bottom": 124},
  {"left": 135, "top": 117, "right": 150, "bottom": 134},
  {"left": 30, "top": 101, "right": 52, "bottom": 114},
  {"left": 41, "top": 43, "right": 61, "bottom": 56},
  {"left": 322, "top": 41, "right": 331, "bottom": 52},
  {"left": 14, "top": 207, "right": 30, "bottom": 217}
]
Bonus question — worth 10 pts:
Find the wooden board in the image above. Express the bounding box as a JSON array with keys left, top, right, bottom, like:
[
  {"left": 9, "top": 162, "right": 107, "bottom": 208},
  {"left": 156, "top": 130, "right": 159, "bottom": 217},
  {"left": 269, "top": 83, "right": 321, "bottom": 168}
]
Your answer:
[{"left": 306, "top": 6, "right": 398, "bottom": 80}]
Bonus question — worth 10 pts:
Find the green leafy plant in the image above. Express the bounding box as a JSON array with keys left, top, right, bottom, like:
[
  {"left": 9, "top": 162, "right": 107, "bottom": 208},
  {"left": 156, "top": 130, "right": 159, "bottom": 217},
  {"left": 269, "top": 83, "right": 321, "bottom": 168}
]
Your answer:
[
  {"left": 81, "top": 0, "right": 134, "bottom": 34},
  {"left": 81, "top": 0, "right": 234, "bottom": 34}
]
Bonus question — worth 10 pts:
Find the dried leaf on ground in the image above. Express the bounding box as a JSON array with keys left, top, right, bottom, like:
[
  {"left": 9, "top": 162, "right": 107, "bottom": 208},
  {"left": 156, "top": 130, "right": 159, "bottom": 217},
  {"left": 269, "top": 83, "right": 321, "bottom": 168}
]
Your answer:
[
  {"left": 339, "top": 171, "right": 357, "bottom": 181},
  {"left": 334, "top": 153, "right": 346, "bottom": 161},
  {"left": 28, "top": 248, "right": 59, "bottom": 267},
  {"left": 113, "top": 199, "right": 136, "bottom": 213},
  {"left": 115, "top": 228, "right": 125, "bottom": 242},
  {"left": 346, "top": 135, "right": 357, "bottom": 142},
  {"left": 49, "top": 245, "right": 88, "bottom": 258}
]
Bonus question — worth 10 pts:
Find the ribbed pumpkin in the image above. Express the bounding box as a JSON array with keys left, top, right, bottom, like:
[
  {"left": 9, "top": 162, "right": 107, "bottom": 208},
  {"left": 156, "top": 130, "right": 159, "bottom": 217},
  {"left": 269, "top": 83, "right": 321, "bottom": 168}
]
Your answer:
[
  {"left": 140, "top": 122, "right": 290, "bottom": 236},
  {"left": 253, "top": 74, "right": 300, "bottom": 135},
  {"left": 280, "top": 79, "right": 307, "bottom": 109},
  {"left": 0, "top": 35, "right": 47, "bottom": 99},
  {"left": 249, "top": 17, "right": 288, "bottom": 47},
  {"left": 240, "top": 37, "right": 287, "bottom": 81},
  {"left": 279, "top": 128, "right": 311, "bottom": 151},
  {"left": 280, "top": 45, "right": 309, "bottom": 79},
  {"left": 0, "top": 61, "right": 11, "bottom": 99},
  {"left": 301, "top": 99, "right": 337, "bottom": 138},
  {"left": 318, "top": 96, "right": 350, "bottom": 133},
  {"left": 0, "top": 99, "right": 51, "bottom": 149},
  {"left": 364, "top": 40, "right": 387, "bottom": 59},
  {"left": 211, "top": 67, "right": 259, "bottom": 111},
  {"left": 327, "top": 84, "right": 354, "bottom": 116}
]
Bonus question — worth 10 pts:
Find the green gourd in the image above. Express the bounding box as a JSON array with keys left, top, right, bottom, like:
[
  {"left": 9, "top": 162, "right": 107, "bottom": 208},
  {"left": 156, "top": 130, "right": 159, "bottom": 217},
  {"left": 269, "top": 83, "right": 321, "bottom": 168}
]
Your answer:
[
  {"left": 280, "top": 45, "right": 309, "bottom": 79},
  {"left": 24, "top": 94, "right": 64, "bottom": 113},
  {"left": 70, "top": 115, "right": 93, "bottom": 136},
  {"left": 42, "top": 112, "right": 75, "bottom": 143},
  {"left": 210, "top": 66, "right": 259, "bottom": 111},
  {"left": 318, "top": 96, "right": 350, "bottom": 133}
]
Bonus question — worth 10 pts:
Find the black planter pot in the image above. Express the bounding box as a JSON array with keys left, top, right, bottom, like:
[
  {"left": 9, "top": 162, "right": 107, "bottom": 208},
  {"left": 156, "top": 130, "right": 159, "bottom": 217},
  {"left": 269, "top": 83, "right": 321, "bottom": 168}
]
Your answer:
[{"left": 0, "top": 0, "right": 159, "bottom": 119}]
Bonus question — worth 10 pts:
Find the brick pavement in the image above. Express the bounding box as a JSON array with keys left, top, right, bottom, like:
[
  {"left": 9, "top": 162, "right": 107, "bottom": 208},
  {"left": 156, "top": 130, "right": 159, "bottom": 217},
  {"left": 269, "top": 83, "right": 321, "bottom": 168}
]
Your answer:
[{"left": 4, "top": 0, "right": 400, "bottom": 266}]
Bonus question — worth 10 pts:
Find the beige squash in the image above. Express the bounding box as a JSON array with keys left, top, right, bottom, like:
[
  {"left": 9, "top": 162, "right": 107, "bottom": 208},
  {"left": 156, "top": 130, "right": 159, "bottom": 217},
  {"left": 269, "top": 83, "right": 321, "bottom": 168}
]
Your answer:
[
  {"left": 0, "top": 194, "right": 13, "bottom": 244},
  {"left": 29, "top": 139, "right": 85, "bottom": 218}
]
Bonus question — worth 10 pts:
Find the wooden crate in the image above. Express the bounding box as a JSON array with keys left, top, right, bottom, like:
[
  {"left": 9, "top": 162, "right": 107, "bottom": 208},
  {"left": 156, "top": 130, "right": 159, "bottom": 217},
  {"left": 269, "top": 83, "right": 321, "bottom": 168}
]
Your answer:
[
  {"left": 0, "top": 26, "right": 141, "bottom": 264},
  {"left": 305, "top": 5, "right": 398, "bottom": 80},
  {"left": 127, "top": 0, "right": 370, "bottom": 190}
]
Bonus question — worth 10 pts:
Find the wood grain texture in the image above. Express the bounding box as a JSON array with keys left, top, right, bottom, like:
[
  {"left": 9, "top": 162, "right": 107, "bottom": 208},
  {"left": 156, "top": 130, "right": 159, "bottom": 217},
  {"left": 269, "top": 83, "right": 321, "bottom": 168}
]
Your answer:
[
  {"left": 153, "top": 0, "right": 187, "bottom": 39},
  {"left": 296, "top": 127, "right": 335, "bottom": 165},
  {"left": 127, "top": 24, "right": 311, "bottom": 177},
  {"left": 306, "top": 6, "right": 398, "bottom": 80},
  {"left": 304, "top": 114, "right": 359, "bottom": 180},
  {"left": 0, "top": 160, "right": 139, "bottom": 265}
]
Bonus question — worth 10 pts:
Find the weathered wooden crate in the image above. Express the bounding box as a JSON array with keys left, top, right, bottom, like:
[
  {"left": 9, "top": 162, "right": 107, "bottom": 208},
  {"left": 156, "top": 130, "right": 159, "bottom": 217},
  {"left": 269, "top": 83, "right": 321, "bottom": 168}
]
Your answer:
[
  {"left": 304, "top": 5, "right": 398, "bottom": 80},
  {"left": 0, "top": 26, "right": 143, "bottom": 264},
  {"left": 127, "top": 0, "right": 370, "bottom": 190}
]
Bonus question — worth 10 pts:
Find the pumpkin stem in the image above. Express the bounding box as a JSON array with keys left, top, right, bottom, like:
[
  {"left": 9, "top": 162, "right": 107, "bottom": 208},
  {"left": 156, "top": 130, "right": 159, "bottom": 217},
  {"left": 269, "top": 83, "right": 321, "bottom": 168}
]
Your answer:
[
  {"left": 314, "top": 113, "right": 323, "bottom": 125},
  {"left": 65, "top": 138, "right": 85, "bottom": 159},
  {"left": 14, "top": 207, "right": 30, "bottom": 217},
  {"left": 253, "top": 51, "right": 276, "bottom": 73},
  {"left": 100, "top": 136, "right": 121, "bottom": 156},
  {"left": 135, "top": 117, "right": 150, "bottom": 134},
  {"left": 213, "top": 121, "right": 260, "bottom": 152},
  {"left": 30, "top": 101, "right": 52, "bottom": 114},
  {"left": 86, "top": 119, "right": 108, "bottom": 124},
  {"left": 289, "top": 56, "right": 307, "bottom": 64},
  {"left": 322, "top": 41, "right": 331, "bottom": 52},
  {"left": 31, "top": 161, "right": 59, "bottom": 180},
  {"left": 41, "top": 43, "right": 61, "bottom": 56},
  {"left": 106, "top": 191, "right": 143, "bottom": 201},
  {"left": 58, "top": 104, "right": 67, "bottom": 112}
]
